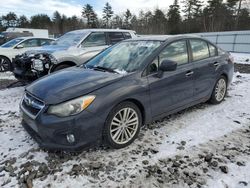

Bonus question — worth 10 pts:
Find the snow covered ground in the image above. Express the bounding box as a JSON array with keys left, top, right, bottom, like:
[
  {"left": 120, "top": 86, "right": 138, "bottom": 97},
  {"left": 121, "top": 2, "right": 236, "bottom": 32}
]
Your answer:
[
  {"left": 0, "top": 71, "right": 16, "bottom": 80},
  {"left": 231, "top": 52, "right": 250, "bottom": 65},
  {"left": 0, "top": 71, "right": 250, "bottom": 187},
  {"left": 0, "top": 52, "right": 250, "bottom": 187}
]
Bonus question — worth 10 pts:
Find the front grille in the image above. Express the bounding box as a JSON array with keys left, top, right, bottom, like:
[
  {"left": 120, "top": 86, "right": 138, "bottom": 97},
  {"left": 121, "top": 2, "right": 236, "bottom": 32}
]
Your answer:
[{"left": 21, "top": 92, "right": 45, "bottom": 119}]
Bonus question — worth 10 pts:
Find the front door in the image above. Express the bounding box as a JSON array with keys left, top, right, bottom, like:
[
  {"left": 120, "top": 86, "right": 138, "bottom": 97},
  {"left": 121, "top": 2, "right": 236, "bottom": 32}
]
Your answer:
[
  {"left": 80, "top": 32, "right": 109, "bottom": 62},
  {"left": 147, "top": 40, "right": 195, "bottom": 118}
]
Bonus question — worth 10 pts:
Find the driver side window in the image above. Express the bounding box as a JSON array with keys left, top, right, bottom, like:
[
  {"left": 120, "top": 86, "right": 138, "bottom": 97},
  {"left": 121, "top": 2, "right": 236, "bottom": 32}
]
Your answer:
[
  {"left": 148, "top": 40, "right": 189, "bottom": 75},
  {"left": 20, "top": 39, "right": 39, "bottom": 48},
  {"left": 82, "top": 32, "right": 106, "bottom": 47}
]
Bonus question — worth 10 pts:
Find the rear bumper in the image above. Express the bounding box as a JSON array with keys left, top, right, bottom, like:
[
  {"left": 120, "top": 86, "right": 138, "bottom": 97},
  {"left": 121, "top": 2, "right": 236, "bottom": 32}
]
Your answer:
[
  {"left": 227, "top": 63, "right": 234, "bottom": 85},
  {"left": 21, "top": 107, "right": 104, "bottom": 151}
]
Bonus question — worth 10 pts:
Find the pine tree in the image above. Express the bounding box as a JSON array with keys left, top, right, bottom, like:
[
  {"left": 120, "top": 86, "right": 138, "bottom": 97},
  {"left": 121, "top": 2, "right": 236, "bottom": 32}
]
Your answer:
[
  {"left": 152, "top": 9, "right": 167, "bottom": 34},
  {"left": 112, "top": 15, "right": 123, "bottom": 29},
  {"left": 237, "top": 8, "right": 250, "bottom": 30},
  {"left": 53, "top": 11, "right": 63, "bottom": 35},
  {"left": 102, "top": 2, "right": 114, "bottom": 28},
  {"left": 203, "top": 0, "right": 230, "bottom": 31},
  {"left": 82, "top": 4, "right": 98, "bottom": 28},
  {"left": 182, "top": 0, "right": 203, "bottom": 33},
  {"left": 18, "top": 15, "right": 29, "bottom": 28},
  {"left": 235, "top": 0, "right": 243, "bottom": 30},
  {"left": 2, "top": 12, "right": 18, "bottom": 27},
  {"left": 30, "top": 14, "right": 51, "bottom": 29},
  {"left": 167, "top": 0, "right": 182, "bottom": 34},
  {"left": 0, "top": 17, "right": 4, "bottom": 31},
  {"left": 124, "top": 9, "right": 132, "bottom": 29}
]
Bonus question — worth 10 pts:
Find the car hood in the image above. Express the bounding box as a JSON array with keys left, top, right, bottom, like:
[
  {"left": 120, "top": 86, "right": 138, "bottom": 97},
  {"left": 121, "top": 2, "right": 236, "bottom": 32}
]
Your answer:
[
  {"left": 26, "top": 67, "right": 123, "bottom": 104},
  {"left": 25, "top": 45, "right": 71, "bottom": 55}
]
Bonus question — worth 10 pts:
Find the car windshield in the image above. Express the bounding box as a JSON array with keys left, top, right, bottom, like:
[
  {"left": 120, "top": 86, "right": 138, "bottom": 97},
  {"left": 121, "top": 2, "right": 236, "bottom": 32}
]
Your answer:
[
  {"left": 54, "top": 32, "right": 87, "bottom": 46},
  {"left": 1, "top": 38, "right": 24, "bottom": 48},
  {"left": 85, "top": 41, "right": 162, "bottom": 74}
]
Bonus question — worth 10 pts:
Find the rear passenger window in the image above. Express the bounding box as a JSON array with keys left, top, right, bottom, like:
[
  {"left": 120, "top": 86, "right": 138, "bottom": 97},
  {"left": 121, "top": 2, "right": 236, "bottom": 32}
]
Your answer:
[
  {"left": 208, "top": 43, "right": 217, "bottom": 57},
  {"left": 159, "top": 40, "right": 189, "bottom": 66},
  {"left": 40, "top": 39, "right": 53, "bottom": 46},
  {"left": 123, "top": 32, "right": 132, "bottom": 39},
  {"left": 108, "top": 32, "right": 125, "bottom": 44},
  {"left": 190, "top": 39, "right": 209, "bottom": 61}
]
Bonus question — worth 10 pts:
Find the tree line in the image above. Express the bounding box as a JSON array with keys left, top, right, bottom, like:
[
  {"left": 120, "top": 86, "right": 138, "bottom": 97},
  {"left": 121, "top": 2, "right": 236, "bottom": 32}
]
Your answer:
[{"left": 0, "top": 0, "right": 250, "bottom": 36}]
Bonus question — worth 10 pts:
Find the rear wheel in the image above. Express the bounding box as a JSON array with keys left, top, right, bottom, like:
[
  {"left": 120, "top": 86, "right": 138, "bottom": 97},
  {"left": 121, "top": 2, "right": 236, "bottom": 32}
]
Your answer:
[
  {"left": 0, "top": 56, "right": 11, "bottom": 72},
  {"left": 209, "top": 76, "right": 227, "bottom": 104},
  {"left": 103, "top": 102, "right": 142, "bottom": 149},
  {"left": 53, "top": 64, "right": 72, "bottom": 72}
]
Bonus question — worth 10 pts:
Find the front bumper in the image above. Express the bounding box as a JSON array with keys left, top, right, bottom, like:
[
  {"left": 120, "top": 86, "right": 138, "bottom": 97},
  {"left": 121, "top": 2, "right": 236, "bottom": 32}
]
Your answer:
[
  {"left": 12, "top": 55, "right": 50, "bottom": 82},
  {"left": 21, "top": 105, "right": 104, "bottom": 151}
]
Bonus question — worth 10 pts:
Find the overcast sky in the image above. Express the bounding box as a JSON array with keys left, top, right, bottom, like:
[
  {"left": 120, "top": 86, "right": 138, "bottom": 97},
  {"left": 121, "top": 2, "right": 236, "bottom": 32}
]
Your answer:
[{"left": 0, "top": 0, "right": 175, "bottom": 18}]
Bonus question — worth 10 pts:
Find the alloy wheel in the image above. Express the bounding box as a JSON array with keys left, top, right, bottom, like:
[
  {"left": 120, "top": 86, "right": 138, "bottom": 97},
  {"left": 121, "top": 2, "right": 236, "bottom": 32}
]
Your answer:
[
  {"left": 110, "top": 107, "right": 139, "bottom": 145},
  {"left": 215, "top": 78, "right": 227, "bottom": 102},
  {"left": 0, "top": 57, "right": 10, "bottom": 72}
]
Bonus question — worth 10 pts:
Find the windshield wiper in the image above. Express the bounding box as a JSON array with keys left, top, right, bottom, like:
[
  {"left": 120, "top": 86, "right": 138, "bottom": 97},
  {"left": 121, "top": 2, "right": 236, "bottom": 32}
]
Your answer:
[{"left": 93, "top": 66, "right": 119, "bottom": 74}]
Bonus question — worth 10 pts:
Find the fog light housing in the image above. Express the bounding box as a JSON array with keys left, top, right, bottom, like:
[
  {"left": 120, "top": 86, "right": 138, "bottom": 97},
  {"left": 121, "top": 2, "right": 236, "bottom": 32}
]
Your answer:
[{"left": 66, "top": 134, "right": 75, "bottom": 143}]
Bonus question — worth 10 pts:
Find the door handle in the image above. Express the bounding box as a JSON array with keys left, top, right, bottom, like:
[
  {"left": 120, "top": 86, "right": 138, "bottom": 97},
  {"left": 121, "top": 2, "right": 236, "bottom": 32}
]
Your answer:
[
  {"left": 213, "top": 62, "right": 219, "bottom": 67},
  {"left": 185, "top": 71, "right": 194, "bottom": 77}
]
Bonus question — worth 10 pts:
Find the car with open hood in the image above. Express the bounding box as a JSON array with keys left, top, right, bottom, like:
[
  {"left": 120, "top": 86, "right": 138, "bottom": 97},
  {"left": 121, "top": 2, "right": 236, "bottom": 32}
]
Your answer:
[
  {"left": 20, "top": 35, "right": 234, "bottom": 151},
  {"left": 12, "top": 29, "right": 136, "bottom": 81}
]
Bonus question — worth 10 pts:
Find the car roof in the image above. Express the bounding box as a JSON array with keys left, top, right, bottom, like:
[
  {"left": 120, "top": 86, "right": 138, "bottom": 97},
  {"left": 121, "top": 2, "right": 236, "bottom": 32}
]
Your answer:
[
  {"left": 68, "top": 29, "right": 136, "bottom": 34},
  {"left": 128, "top": 34, "right": 202, "bottom": 42}
]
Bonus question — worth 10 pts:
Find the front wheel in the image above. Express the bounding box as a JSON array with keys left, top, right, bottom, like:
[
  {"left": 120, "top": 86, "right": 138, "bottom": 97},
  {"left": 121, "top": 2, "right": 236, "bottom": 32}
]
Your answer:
[
  {"left": 209, "top": 76, "right": 227, "bottom": 104},
  {"left": 0, "top": 56, "right": 11, "bottom": 72},
  {"left": 103, "top": 102, "right": 142, "bottom": 149}
]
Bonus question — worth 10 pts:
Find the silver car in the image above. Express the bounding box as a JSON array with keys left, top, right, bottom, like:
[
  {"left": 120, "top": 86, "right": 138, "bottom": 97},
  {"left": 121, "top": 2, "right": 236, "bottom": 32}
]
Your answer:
[{"left": 12, "top": 29, "right": 137, "bottom": 81}]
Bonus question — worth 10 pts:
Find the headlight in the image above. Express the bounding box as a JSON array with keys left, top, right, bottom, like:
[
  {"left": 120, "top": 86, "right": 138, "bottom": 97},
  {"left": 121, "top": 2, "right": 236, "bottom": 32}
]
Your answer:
[
  {"left": 32, "top": 59, "right": 44, "bottom": 71},
  {"left": 47, "top": 95, "right": 95, "bottom": 117}
]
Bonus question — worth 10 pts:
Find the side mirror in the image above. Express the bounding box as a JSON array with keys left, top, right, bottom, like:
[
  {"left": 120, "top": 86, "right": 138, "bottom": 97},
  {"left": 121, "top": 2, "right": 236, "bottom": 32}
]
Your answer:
[
  {"left": 15, "top": 44, "right": 24, "bottom": 49},
  {"left": 157, "top": 60, "right": 177, "bottom": 78}
]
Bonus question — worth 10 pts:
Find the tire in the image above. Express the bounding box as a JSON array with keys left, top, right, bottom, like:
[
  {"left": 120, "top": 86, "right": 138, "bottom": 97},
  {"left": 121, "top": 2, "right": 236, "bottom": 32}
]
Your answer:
[
  {"left": 209, "top": 75, "right": 227, "bottom": 104},
  {"left": 53, "top": 64, "right": 72, "bottom": 72},
  {"left": 0, "top": 56, "right": 11, "bottom": 72},
  {"left": 103, "top": 101, "right": 142, "bottom": 149}
]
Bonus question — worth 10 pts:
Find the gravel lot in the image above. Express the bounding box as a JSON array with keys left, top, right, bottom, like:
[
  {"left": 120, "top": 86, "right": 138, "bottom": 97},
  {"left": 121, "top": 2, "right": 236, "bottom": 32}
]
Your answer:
[{"left": 0, "top": 58, "right": 249, "bottom": 187}]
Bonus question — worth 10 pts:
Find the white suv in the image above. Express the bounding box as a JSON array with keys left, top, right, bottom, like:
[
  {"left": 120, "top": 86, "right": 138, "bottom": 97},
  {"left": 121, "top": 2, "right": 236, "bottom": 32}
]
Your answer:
[{"left": 13, "top": 29, "right": 137, "bottom": 81}]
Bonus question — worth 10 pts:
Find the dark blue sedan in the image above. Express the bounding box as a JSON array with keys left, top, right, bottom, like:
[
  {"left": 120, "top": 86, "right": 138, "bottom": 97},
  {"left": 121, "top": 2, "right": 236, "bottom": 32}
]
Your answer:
[{"left": 20, "top": 35, "right": 234, "bottom": 150}]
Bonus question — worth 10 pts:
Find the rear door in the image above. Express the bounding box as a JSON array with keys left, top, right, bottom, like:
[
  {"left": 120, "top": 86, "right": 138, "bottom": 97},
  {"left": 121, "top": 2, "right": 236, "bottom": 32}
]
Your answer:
[
  {"left": 147, "top": 40, "right": 195, "bottom": 118},
  {"left": 189, "top": 39, "right": 219, "bottom": 100}
]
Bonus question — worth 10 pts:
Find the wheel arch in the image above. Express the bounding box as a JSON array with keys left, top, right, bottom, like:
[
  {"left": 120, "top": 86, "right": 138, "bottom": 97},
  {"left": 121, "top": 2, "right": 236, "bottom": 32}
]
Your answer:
[
  {"left": 118, "top": 98, "right": 146, "bottom": 126},
  {"left": 0, "top": 55, "right": 11, "bottom": 63},
  {"left": 51, "top": 61, "right": 76, "bottom": 72},
  {"left": 220, "top": 73, "right": 228, "bottom": 83}
]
